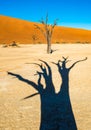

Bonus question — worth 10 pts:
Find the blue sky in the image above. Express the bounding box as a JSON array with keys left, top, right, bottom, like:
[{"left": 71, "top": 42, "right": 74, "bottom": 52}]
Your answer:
[{"left": 0, "top": 0, "right": 91, "bottom": 30}]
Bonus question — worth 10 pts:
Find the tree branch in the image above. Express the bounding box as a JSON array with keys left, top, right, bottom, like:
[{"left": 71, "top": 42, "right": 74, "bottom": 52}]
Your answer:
[
  {"left": 7, "top": 72, "right": 43, "bottom": 92},
  {"left": 34, "top": 24, "right": 46, "bottom": 38},
  {"left": 69, "top": 57, "right": 87, "bottom": 70}
]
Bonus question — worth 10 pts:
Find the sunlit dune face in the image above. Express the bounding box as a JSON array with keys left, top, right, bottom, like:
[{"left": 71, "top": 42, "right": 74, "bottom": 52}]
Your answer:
[{"left": 0, "top": 15, "right": 91, "bottom": 44}]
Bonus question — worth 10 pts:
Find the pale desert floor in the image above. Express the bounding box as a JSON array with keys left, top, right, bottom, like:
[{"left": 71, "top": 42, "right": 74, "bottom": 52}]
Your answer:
[{"left": 0, "top": 44, "right": 91, "bottom": 130}]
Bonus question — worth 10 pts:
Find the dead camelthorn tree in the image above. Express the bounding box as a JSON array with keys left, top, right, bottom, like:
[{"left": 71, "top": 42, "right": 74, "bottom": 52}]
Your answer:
[
  {"left": 34, "top": 14, "right": 58, "bottom": 54},
  {"left": 32, "top": 34, "right": 38, "bottom": 44}
]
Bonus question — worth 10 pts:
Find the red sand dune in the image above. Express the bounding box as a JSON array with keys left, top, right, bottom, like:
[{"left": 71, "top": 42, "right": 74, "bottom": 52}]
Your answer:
[{"left": 0, "top": 15, "right": 91, "bottom": 44}]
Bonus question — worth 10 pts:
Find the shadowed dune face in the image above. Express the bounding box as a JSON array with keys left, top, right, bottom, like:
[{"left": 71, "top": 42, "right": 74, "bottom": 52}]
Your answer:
[{"left": 0, "top": 15, "right": 91, "bottom": 44}]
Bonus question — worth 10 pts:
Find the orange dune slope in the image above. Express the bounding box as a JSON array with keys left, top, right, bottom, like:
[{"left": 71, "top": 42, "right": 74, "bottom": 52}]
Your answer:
[{"left": 0, "top": 15, "right": 91, "bottom": 44}]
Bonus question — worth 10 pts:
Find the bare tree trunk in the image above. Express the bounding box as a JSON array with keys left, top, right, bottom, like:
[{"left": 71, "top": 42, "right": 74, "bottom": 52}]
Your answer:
[{"left": 47, "top": 37, "right": 51, "bottom": 54}]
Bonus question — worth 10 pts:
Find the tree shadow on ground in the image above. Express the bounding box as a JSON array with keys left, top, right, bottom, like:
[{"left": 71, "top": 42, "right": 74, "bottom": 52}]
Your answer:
[{"left": 8, "top": 57, "right": 87, "bottom": 130}]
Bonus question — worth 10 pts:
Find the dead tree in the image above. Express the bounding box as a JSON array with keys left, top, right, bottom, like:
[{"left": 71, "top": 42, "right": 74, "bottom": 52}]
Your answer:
[
  {"left": 32, "top": 34, "right": 38, "bottom": 44},
  {"left": 34, "top": 14, "right": 58, "bottom": 54}
]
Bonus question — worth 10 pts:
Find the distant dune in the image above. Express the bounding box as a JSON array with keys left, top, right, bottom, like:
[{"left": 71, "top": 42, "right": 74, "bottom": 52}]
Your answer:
[{"left": 0, "top": 15, "right": 91, "bottom": 44}]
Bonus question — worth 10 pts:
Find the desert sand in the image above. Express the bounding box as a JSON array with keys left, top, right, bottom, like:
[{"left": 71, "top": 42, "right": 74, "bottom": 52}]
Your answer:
[{"left": 0, "top": 44, "right": 91, "bottom": 130}]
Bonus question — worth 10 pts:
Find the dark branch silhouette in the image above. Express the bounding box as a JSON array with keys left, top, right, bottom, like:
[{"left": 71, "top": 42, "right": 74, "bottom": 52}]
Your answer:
[
  {"left": 7, "top": 72, "right": 43, "bottom": 94},
  {"left": 68, "top": 57, "right": 87, "bottom": 70},
  {"left": 7, "top": 57, "right": 87, "bottom": 130},
  {"left": 23, "top": 92, "right": 39, "bottom": 100}
]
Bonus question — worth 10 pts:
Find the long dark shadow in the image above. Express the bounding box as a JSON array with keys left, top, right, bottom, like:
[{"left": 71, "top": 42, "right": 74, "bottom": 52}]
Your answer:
[{"left": 8, "top": 57, "right": 87, "bottom": 130}]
